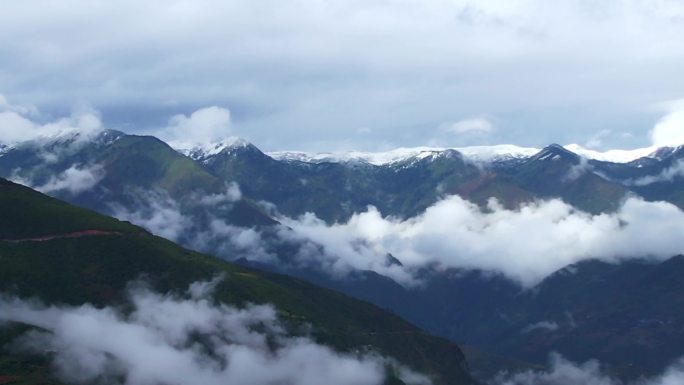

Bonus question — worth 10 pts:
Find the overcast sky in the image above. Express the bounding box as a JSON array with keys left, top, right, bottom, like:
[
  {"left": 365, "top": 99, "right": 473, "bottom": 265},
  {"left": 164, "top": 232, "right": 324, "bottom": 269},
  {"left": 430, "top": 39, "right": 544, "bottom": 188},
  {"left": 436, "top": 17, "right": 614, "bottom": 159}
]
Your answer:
[{"left": 1, "top": 0, "right": 684, "bottom": 151}]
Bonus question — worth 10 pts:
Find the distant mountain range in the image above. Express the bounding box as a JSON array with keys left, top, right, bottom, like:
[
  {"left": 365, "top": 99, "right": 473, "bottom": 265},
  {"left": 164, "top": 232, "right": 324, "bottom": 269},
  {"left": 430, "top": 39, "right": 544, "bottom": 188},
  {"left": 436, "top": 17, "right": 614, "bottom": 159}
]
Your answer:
[{"left": 2, "top": 129, "right": 684, "bottom": 381}]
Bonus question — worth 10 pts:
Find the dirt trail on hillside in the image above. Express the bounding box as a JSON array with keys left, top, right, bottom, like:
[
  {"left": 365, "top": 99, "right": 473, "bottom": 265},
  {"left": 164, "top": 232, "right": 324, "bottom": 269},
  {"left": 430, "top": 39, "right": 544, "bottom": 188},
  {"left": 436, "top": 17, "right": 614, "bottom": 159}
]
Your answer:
[{"left": 0, "top": 230, "right": 123, "bottom": 243}]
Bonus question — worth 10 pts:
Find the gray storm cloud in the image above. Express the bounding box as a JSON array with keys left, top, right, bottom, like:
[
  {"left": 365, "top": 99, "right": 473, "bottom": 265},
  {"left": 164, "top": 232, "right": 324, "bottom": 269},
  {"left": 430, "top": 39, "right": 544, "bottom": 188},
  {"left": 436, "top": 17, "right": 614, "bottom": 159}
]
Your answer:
[{"left": 0, "top": 280, "right": 428, "bottom": 385}]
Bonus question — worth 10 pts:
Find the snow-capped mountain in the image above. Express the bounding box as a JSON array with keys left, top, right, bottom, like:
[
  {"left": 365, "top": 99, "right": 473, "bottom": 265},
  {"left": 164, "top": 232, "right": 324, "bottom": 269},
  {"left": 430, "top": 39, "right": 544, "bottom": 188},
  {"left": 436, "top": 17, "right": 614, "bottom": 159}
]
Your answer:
[
  {"left": 174, "top": 137, "right": 253, "bottom": 163},
  {"left": 5, "top": 127, "right": 684, "bottom": 384},
  {"left": 563, "top": 143, "right": 665, "bottom": 163},
  {"left": 268, "top": 145, "right": 540, "bottom": 166},
  {"left": 268, "top": 143, "right": 667, "bottom": 165},
  {"left": 2, "top": 128, "right": 125, "bottom": 153}
]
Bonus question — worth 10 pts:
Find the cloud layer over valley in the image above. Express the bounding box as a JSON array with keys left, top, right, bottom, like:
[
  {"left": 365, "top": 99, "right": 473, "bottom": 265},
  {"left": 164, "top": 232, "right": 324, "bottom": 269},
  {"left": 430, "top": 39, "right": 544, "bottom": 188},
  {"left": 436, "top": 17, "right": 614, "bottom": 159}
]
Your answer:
[
  {"left": 99, "top": 184, "right": 684, "bottom": 288},
  {"left": 493, "top": 353, "right": 684, "bottom": 385},
  {"left": 0, "top": 280, "right": 427, "bottom": 385},
  {"left": 279, "top": 196, "right": 684, "bottom": 287}
]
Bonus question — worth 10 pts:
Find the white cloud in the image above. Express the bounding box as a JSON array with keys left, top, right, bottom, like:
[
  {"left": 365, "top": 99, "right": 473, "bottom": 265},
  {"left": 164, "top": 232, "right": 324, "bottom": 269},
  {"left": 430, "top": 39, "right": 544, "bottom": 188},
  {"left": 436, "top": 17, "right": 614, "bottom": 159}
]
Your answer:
[
  {"left": 191, "top": 219, "right": 275, "bottom": 263},
  {"left": 562, "top": 156, "right": 592, "bottom": 182},
  {"left": 0, "top": 280, "right": 427, "bottom": 385},
  {"left": 197, "top": 182, "right": 242, "bottom": 206},
  {"left": 279, "top": 196, "right": 684, "bottom": 287},
  {"left": 0, "top": 111, "right": 38, "bottom": 143},
  {"left": 33, "top": 164, "right": 105, "bottom": 196},
  {"left": 108, "top": 187, "right": 274, "bottom": 262},
  {"left": 521, "top": 321, "right": 559, "bottom": 334},
  {"left": 584, "top": 129, "right": 612, "bottom": 149},
  {"left": 163, "top": 106, "right": 232, "bottom": 146},
  {"left": 0, "top": 93, "right": 38, "bottom": 117},
  {"left": 650, "top": 99, "right": 684, "bottom": 147},
  {"left": 493, "top": 353, "right": 684, "bottom": 385},
  {"left": 109, "top": 191, "right": 192, "bottom": 241},
  {"left": 0, "top": 96, "right": 103, "bottom": 145},
  {"left": 446, "top": 118, "right": 495, "bottom": 135},
  {"left": 627, "top": 159, "right": 684, "bottom": 186}
]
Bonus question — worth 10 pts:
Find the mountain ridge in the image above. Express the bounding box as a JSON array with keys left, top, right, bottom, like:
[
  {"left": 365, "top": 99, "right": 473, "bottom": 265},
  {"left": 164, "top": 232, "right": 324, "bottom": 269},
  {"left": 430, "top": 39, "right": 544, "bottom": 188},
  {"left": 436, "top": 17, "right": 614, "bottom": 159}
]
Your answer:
[{"left": 0, "top": 177, "right": 477, "bottom": 385}]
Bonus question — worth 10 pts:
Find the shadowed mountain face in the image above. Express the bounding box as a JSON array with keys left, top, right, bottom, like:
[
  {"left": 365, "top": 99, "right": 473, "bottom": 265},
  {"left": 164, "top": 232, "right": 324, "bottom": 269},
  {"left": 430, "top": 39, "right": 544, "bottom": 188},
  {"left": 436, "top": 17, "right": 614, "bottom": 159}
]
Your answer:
[
  {"left": 3, "top": 131, "right": 684, "bottom": 381},
  {"left": 2, "top": 131, "right": 682, "bottom": 222},
  {"left": 0, "top": 179, "right": 476, "bottom": 385}
]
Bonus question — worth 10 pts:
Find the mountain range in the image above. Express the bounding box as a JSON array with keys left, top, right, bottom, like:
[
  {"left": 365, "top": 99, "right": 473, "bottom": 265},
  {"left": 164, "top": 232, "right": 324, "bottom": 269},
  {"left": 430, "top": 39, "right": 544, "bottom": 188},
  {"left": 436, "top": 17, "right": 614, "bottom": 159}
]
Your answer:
[
  {"left": 2, "top": 129, "right": 684, "bottom": 381},
  {"left": 0, "top": 177, "right": 476, "bottom": 385}
]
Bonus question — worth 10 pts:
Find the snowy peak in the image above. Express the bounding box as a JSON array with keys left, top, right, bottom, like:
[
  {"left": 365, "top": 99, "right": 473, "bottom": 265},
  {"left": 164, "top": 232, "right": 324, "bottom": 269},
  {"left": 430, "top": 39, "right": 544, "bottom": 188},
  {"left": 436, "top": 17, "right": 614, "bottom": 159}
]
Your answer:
[
  {"left": 176, "top": 137, "right": 684, "bottom": 166},
  {"left": 532, "top": 144, "right": 580, "bottom": 163},
  {"left": 8, "top": 128, "right": 124, "bottom": 151},
  {"left": 563, "top": 143, "right": 661, "bottom": 163},
  {"left": 268, "top": 147, "right": 446, "bottom": 166},
  {"left": 175, "top": 137, "right": 256, "bottom": 162},
  {"left": 269, "top": 144, "right": 540, "bottom": 166},
  {"left": 647, "top": 145, "right": 684, "bottom": 161},
  {"left": 455, "top": 145, "right": 540, "bottom": 163}
]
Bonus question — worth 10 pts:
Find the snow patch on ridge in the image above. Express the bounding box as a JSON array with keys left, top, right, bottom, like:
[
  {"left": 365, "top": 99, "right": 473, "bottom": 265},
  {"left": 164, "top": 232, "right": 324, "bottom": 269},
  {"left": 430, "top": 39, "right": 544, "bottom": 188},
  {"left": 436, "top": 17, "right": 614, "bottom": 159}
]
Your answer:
[
  {"left": 270, "top": 144, "right": 676, "bottom": 165},
  {"left": 175, "top": 137, "right": 251, "bottom": 161},
  {"left": 269, "top": 145, "right": 540, "bottom": 165},
  {"left": 564, "top": 144, "right": 662, "bottom": 163}
]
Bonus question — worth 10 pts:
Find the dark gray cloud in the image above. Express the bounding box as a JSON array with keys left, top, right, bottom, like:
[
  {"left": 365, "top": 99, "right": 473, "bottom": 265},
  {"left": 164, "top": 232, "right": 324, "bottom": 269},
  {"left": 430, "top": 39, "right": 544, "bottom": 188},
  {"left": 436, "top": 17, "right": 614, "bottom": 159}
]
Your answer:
[{"left": 1, "top": 1, "right": 684, "bottom": 151}]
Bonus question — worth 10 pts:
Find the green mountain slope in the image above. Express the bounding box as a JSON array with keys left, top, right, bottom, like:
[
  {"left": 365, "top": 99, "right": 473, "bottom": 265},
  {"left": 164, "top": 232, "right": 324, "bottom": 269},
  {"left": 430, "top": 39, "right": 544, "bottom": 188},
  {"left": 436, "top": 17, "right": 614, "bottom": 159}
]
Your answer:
[
  {"left": 0, "top": 179, "right": 476, "bottom": 385},
  {"left": 508, "top": 145, "right": 628, "bottom": 213},
  {"left": 0, "top": 131, "right": 276, "bottom": 228}
]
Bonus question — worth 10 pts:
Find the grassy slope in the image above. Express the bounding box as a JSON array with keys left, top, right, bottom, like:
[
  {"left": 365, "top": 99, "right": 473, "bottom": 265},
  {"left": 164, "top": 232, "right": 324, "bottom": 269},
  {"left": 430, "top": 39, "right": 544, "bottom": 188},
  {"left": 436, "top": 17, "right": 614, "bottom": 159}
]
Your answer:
[
  {"left": 0, "top": 179, "right": 475, "bottom": 385},
  {"left": 101, "top": 135, "right": 218, "bottom": 196}
]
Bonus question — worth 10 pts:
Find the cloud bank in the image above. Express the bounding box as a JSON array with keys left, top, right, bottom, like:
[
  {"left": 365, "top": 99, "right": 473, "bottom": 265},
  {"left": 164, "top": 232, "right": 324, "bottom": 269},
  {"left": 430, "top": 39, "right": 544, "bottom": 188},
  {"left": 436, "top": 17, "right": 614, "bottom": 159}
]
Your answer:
[
  {"left": 279, "top": 195, "right": 684, "bottom": 287},
  {"left": 90, "top": 183, "right": 684, "bottom": 288},
  {"left": 493, "top": 353, "right": 684, "bottom": 385},
  {"left": 0, "top": 280, "right": 428, "bottom": 385}
]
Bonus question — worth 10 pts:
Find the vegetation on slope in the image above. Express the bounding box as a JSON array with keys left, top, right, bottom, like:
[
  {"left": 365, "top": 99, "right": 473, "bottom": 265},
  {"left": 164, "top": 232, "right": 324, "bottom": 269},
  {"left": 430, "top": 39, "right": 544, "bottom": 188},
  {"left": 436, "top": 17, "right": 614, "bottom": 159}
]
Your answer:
[{"left": 0, "top": 179, "right": 476, "bottom": 385}]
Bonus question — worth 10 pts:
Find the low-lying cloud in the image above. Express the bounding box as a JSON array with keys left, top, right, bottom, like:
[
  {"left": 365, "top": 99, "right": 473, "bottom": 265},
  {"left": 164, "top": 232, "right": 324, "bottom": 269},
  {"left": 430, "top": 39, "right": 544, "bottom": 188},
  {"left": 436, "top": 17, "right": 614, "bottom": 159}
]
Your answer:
[
  {"left": 108, "top": 186, "right": 274, "bottom": 263},
  {"left": 627, "top": 160, "right": 684, "bottom": 186},
  {"left": 91, "top": 185, "right": 684, "bottom": 288},
  {"left": 493, "top": 353, "right": 684, "bottom": 385},
  {"left": 196, "top": 182, "right": 242, "bottom": 206},
  {"left": 109, "top": 190, "right": 192, "bottom": 241},
  {"left": 279, "top": 195, "right": 684, "bottom": 287},
  {"left": 34, "top": 164, "right": 105, "bottom": 196},
  {"left": 0, "top": 280, "right": 427, "bottom": 385}
]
